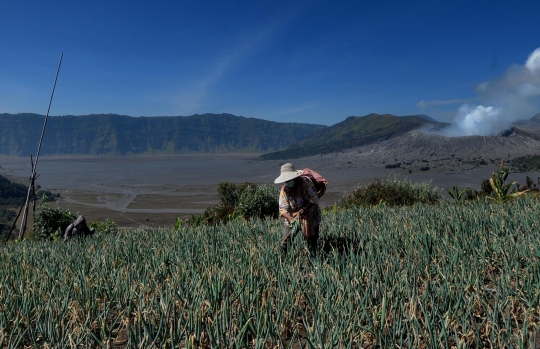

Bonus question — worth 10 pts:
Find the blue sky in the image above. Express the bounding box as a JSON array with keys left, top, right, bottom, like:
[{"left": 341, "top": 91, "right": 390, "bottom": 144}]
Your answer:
[{"left": 1, "top": 1, "right": 539, "bottom": 126}]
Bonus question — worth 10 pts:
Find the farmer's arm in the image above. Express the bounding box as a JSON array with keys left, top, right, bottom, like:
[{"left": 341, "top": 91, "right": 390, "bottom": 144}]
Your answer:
[{"left": 279, "top": 187, "right": 296, "bottom": 223}]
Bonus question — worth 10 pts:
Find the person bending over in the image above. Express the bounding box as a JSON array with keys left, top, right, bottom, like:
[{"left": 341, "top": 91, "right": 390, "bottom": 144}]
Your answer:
[{"left": 274, "top": 163, "right": 321, "bottom": 256}]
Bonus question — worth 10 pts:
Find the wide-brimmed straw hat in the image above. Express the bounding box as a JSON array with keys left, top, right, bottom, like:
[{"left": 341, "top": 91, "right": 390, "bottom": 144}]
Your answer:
[{"left": 274, "top": 163, "right": 303, "bottom": 184}]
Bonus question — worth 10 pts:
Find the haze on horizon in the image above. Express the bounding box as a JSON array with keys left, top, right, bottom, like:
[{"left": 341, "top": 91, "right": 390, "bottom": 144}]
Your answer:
[{"left": 1, "top": 0, "right": 540, "bottom": 132}]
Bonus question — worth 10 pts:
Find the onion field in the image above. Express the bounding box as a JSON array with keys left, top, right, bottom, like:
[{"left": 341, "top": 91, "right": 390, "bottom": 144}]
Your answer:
[{"left": 1, "top": 198, "right": 540, "bottom": 348}]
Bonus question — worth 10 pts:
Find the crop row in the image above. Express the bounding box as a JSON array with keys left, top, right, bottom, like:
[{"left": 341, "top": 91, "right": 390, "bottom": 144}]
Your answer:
[{"left": 1, "top": 198, "right": 540, "bottom": 348}]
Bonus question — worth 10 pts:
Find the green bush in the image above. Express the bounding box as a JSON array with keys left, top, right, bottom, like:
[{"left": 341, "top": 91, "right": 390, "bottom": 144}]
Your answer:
[
  {"left": 234, "top": 184, "right": 279, "bottom": 220},
  {"left": 216, "top": 182, "right": 238, "bottom": 208},
  {"left": 340, "top": 176, "right": 443, "bottom": 208},
  {"left": 196, "top": 182, "right": 270, "bottom": 225},
  {"left": 385, "top": 163, "right": 401, "bottom": 169},
  {"left": 36, "top": 190, "right": 60, "bottom": 202},
  {"left": 216, "top": 181, "right": 256, "bottom": 208},
  {"left": 33, "top": 202, "right": 76, "bottom": 241},
  {"left": 89, "top": 219, "right": 118, "bottom": 235},
  {"left": 34, "top": 201, "right": 117, "bottom": 240}
]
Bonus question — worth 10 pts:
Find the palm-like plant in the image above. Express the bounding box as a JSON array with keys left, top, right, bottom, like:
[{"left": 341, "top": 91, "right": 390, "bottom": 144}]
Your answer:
[
  {"left": 446, "top": 185, "right": 468, "bottom": 203},
  {"left": 488, "top": 161, "right": 528, "bottom": 203}
]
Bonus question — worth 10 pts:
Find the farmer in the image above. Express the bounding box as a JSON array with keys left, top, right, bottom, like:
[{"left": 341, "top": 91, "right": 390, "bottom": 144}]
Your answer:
[
  {"left": 63, "top": 215, "right": 95, "bottom": 241},
  {"left": 274, "top": 163, "right": 321, "bottom": 256}
]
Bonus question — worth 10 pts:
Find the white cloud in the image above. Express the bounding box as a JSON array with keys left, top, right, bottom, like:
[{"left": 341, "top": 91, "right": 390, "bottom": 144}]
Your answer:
[
  {"left": 526, "top": 48, "right": 540, "bottom": 73},
  {"left": 428, "top": 47, "right": 540, "bottom": 136}
]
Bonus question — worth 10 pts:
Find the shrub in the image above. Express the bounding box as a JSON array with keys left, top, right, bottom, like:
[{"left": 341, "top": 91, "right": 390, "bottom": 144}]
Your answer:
[
  {"left": 200, "top": 205, "right": 235, "bottom": 226},
  {"left": 34, "top": 201, "right": 117, "bottom": 240},
  {"left": 523, "top": 176, "right": 540, "bottom": 192},
  {"left": 385, "top": 163, "right": 401, "bottom": 169},
  {"left": 464, "top": 188, "right": 477, "bottom": 201},
  {"left": 36, "top": 190, "right": 60, "bottom": 202},
  {"left": 480, "top": 178, "right": 493, "bottom": 197},
  {"left": 235, "top": 184, "right": 279, "bottom": 220},
  {"left": 89, "top": 219, "right": 118, "bottom": 235},
  {"left": 33, "top": 202, "right": 76, "bottom": 240},
  {"left": 216, "top": 182, "right": 256, "bottom": 208},
  {"left": 217, "top": 182, "right": 238, "bottom": 208},
  {"left": 340, "top": 176, "right": 442, "bottom": 208},
  {"left": 196, "top": 182, "right": 271, "bottom": 226}
]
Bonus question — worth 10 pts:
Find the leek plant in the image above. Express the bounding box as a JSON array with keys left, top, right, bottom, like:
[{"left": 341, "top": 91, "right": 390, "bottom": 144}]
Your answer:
[{"left": 1, "top": 198, "right": 540, "bottom": 347}]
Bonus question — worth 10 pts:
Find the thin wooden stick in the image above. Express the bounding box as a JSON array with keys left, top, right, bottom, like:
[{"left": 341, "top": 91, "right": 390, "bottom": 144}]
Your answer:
[
  {"left": 18, "top": 53, "right": 63, "bottom": 240},
  {"left": 5, "top": 200, "right": 25, "bottom": 242}
]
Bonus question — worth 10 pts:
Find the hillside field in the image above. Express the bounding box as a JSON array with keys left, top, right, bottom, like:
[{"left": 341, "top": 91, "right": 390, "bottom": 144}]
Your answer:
[{"left": 1, "top": 198, "right": 540, "bottom": 347}]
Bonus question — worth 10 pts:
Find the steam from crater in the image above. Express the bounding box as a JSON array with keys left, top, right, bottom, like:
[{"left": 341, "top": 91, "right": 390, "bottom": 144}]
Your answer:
[
  {"left": 526, "top": 48, "right": 540, "bottom": 73},
  {"left": 440, "top": 48, "right": 540, "bottom": 136}
]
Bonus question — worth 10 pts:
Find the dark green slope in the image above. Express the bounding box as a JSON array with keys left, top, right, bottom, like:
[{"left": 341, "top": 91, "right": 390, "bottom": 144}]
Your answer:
[
  {"left": 0, "top": 174, "right": 27, "bottom": 205},
  {"left": 0, "top": 113, "right": 326, "bottom": 156},
  {"left": 260, "top": 113, "right": 449, "bottom": 160}
]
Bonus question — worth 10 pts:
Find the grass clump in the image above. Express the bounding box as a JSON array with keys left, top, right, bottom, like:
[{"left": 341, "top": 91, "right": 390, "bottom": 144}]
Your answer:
[{"left": 340, "top": 175, "right": 442, "bottom": 208}]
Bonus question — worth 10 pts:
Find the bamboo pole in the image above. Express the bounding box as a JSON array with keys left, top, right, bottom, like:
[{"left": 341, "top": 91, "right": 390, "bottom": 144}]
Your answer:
[{"left": 18, "top": 53, "right": 63, "bottom": 240}]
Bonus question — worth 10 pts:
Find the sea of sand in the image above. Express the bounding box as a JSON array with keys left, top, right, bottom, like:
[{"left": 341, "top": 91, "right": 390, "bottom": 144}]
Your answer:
[{"left": 1, "top": 153, "right": 536, "bottom": 229}]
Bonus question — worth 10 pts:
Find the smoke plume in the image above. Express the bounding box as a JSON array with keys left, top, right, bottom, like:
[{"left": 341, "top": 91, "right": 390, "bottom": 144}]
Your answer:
[{"left": 441, "top": 47, "right": 540, "bottom": 136}]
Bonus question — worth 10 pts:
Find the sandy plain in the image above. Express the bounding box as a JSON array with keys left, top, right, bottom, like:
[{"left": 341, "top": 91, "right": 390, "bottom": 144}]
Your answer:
[{"left": 1, "top": 153, "right": 538, "bottom": 229}]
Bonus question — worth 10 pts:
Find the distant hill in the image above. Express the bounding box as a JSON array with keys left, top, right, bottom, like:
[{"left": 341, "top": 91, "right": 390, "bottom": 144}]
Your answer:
[
  {"left": 0, "top": 174, "right": 59, "bottom": 206},
  {"left": 0, "top": 113, "right": 327, "bottom": 156},
  {"left": 512, "top": 113, "right": 540, "bottom": 127},
  {"left": 0, "top": 174, "right": 27, "bottom": 206},
  {"left": 260, "top": 113, "right": 448, "bottom": 160},
  {"left": 415, "top": 114, "right": 439, "bottom": 122}
]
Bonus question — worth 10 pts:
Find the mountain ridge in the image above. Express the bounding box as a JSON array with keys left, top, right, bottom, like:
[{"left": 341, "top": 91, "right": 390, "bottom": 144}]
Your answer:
[
  {"left": 260, "top": 113, "right": 449, "bottom": 160},
  {"left": 0, "top": 113, "right": 326, "bottom": 156},
  {"left": 293, "top": 123, "right": 540, "bottom": 175}
]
